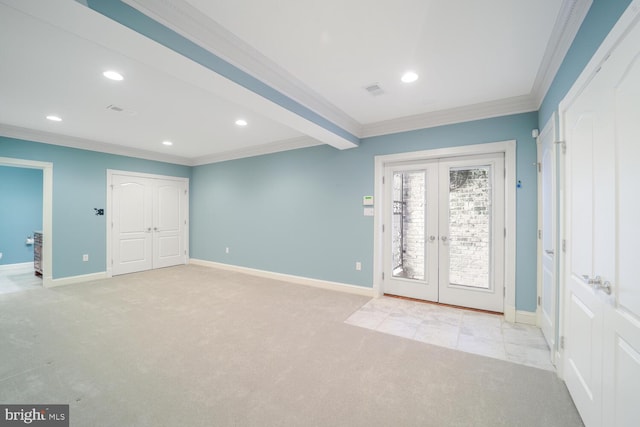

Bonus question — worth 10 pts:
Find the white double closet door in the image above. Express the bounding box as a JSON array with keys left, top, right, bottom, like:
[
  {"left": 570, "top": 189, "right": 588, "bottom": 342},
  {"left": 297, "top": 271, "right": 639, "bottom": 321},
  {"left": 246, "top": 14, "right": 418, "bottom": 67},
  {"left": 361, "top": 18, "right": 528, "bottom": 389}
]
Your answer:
[
  {"left": 110, "top": 171, "right": 188, "bottom": 276},
  {"left": 561, "top": 7, "right": 640, "bottom": 426},
  {"left": 382, "top": 154, "right": 505, "bottom": 312}
]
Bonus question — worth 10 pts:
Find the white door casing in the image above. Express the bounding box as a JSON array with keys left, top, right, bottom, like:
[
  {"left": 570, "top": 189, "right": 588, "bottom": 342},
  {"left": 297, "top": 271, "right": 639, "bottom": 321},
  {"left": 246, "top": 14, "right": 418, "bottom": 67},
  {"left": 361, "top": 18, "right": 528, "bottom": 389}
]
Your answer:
[
  {"left": 538, "top": 114, "right": 558, "bottom": 356},
  {"left": 376, "top": 142, "right": 514, "bottom": 315},
  {"left": 560, "top": 3, "right": 640, "bottom": 425},
  {"left": 108, "top": 170, "right": 189, "bottom": 276}
]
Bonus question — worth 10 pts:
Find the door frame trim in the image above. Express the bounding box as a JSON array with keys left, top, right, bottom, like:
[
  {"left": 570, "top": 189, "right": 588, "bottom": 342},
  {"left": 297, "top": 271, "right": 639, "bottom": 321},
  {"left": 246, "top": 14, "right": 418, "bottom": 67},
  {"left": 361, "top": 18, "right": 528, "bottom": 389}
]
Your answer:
[
  {"left": 0, "top": 157, "right": 53, "bottom": 287},
  {"left": 537, "top": 112, "right": 558, "bottom": 363},
  {"left": 106, "top": 169, "right": 189, "bottom": 277},
  {"left": 373, "top": 140, "right": 517, "bottom": 321}
]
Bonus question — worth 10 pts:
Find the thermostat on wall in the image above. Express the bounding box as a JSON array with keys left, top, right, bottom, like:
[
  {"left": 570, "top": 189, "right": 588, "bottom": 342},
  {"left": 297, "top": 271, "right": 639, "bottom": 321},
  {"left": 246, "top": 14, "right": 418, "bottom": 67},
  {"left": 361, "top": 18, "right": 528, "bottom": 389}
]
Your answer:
[{"left": 363, "top": 196, "right": 374, "bottom": 206}]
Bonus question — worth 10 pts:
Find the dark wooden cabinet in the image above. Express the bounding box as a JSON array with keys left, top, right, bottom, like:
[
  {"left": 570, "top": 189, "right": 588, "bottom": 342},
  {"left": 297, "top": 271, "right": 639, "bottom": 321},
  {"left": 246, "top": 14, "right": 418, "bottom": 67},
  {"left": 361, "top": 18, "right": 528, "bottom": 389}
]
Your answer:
[{"left": 34, "top": 231, "right": 42, "bottom": 277}]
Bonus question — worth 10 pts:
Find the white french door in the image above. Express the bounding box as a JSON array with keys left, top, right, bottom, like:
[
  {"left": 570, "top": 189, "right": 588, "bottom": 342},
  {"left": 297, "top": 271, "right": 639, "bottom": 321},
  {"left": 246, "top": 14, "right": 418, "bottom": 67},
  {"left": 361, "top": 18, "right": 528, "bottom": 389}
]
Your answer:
[
  {"left": 382, "top": 153, "right": 505, "bottom": 312},
  {"left": 110, "top": 172, "right": 188, "bottom": 276},
  {"left": 561, "top": 6, "right": 640, "bottom": 426}
]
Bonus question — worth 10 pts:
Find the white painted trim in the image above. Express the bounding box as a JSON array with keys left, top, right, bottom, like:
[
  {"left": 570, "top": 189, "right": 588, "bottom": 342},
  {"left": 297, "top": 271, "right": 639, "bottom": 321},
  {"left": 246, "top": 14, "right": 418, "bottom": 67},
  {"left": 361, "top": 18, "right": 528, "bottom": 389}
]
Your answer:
[
  {"left": 189, "top": 259, "right": 375, "bottom": 297},
  {"left": 515, "top": 310, "right": 538, "bottom": 326},
  {"left": 0, "top": 124, "right": 192, "bottom": 166},
  {"left": 0, "top": 262, "right": 33, "bottom": 272},
  {"left": 531, "top": 0, "right": 593, "bottom": 107},
  {"left": 361, "top": 96, "right": 537, "bottom": 138},
  {"left": 106, "top": 170, "right": 190, "bottom": 278},
  {"left": 124, "top": 0, "right": 362, "bottom": 139},
  {"left": 192, "top": 136, "right": 323, "bottom": 166},
  {"left": 48, "top": 272, "right": 108, "bottom": 288},
  {"left": 536, "top": 112, "right": 558, "bottom": 350},
  {"left": 373, "top": 141, "right": 517, "bottom": 321},
  {"left": 0, "top": 156, "right": 53, "bottom": 288},
  {"left": 559, "top": 0, "right": 640, "bottom": 115}
]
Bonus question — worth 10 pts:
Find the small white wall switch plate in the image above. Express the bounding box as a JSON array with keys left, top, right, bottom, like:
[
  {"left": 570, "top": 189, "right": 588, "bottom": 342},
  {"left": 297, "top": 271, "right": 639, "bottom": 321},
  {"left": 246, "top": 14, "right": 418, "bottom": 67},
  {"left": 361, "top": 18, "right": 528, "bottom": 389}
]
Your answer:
[
  {"left": 355, "top": 262, "right": 362, "bottom": 271},
  {"left": 225, "top": 247, "right": 229, "bottom": 254},
  {"left": 363, "top": 207, "right": 374, "bottom": 216},
  {"left": 82, "top": 254, "right": 89, "bottom": 262},
  {"left": 363, "top": 196, "right": 374, "bottom": 206}
]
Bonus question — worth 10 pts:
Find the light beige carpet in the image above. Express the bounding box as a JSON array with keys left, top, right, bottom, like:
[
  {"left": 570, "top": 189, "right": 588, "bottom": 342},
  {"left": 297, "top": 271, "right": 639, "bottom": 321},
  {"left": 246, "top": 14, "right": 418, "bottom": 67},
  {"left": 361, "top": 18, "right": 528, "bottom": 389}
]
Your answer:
[{"left": 0, "top": 265, "right": 583, "bottom": 426}]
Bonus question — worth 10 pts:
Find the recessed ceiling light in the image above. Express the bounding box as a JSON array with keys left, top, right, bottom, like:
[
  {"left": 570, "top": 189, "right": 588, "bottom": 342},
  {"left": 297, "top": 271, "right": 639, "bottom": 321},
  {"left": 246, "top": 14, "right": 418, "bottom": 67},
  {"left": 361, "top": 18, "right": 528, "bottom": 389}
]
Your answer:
[
  {"left": 235, "top": 119, "right": 248, "bottom": 127},
  {"left": 401, "top": 71, "right": 419, "bottom": 83},
  {"left": 103, "top": 70, "right": 124, "bottom": 81},
  {"left": 46, "top": 115, "right": 62, "bottom": 122},
  {"left": 162, "top": 140, "right": 173, "bottom": 146}
]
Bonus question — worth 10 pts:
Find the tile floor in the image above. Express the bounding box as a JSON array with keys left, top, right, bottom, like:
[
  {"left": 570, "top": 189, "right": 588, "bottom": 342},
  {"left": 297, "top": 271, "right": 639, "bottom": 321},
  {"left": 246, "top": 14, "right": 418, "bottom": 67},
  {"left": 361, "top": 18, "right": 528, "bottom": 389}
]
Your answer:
[
  {"left": 345, "top": 296, "right": 555, "bottom": 371},
  {"left": 0, "top": 264, "right": 42, "bottom": 295}
]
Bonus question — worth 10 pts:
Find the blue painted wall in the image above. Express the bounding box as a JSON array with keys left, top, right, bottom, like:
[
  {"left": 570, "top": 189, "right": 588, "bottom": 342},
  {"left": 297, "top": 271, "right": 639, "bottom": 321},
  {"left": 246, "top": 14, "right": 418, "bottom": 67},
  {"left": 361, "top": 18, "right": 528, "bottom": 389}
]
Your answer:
[
  {"left": 0, "top": 166, "right": 43, "bottom": 265},
  {"left": 191, "top": 112, "right": 539, "bottom": 311},
  {"left": 539, "top": 0, "right": 633, "bottom": 127},
  {"left": 0, "top": 137, "right": 191, "bottom": 279}
]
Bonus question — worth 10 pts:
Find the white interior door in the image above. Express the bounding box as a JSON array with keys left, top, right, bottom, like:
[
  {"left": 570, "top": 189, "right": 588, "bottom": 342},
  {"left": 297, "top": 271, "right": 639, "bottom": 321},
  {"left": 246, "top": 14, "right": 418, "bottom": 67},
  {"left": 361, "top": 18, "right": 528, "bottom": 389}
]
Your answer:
[
  {"left": 562, "top": 10, "right": 640, "bottom": 426},
  {"left": 112, "top": 175, "right": 153, "bottom": 275},
  {"left": 538, "top": 118, "right": 557, "bottom": 353},
  {"left": 111, "top": 173, "right": 188, "bottom": 276},
  {"left": 153, "top": 179, "right": 187, "bottom": 269},
  {"left": 602, "top": 17, "right": 640, "bottom": 426},
  {"left": 382, "top": 154, "right": 505, "bottom": 313}
]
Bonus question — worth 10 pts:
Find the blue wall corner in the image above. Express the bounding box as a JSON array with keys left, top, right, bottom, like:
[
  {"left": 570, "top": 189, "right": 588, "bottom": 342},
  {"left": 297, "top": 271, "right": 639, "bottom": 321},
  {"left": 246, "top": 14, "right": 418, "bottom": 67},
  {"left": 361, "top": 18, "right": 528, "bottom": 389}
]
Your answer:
[
  {"left": 539, "top": 0, "right": 633, "bottom": 127},
  {"left": 190, "top": 112, "right": 540, "bottom": 311},
  {"left": 0, "top": 137, "right": 191, "bottom": 279}
]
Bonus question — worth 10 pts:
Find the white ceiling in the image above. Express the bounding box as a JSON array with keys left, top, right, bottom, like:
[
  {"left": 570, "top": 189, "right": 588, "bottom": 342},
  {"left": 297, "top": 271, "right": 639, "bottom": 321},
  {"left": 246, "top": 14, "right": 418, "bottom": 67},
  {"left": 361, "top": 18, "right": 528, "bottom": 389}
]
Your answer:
[{"left": 0, "top": 0, "right": 590, "bottom": 165}]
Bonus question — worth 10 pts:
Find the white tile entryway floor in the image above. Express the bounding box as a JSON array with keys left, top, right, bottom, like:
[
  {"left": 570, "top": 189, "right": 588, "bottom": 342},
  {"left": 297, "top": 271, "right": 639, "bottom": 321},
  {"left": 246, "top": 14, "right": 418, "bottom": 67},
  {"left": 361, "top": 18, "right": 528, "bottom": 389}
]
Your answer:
[
  {"left": 345, "top": 296, "right": 554, "bottom": 371},
  {"left": 0, "top": 264, "right": 42, "bottom": 295}
]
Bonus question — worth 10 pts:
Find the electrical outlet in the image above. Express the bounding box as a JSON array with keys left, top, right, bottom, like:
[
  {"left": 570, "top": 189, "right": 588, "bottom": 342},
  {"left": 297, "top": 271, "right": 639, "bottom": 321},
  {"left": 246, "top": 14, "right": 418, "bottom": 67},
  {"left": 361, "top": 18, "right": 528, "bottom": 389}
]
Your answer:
[
  {"left": 355, "top": 261, "right": 362, "bottom": 271},
  {"left": 0, "top": 252, "right": 3, "bottom": 260},
  {"left": 225, "top": 247, "right": 229, "bottom": 254},
  {"left": 82, "top": 254, "right": 89, "bottom": 262}
]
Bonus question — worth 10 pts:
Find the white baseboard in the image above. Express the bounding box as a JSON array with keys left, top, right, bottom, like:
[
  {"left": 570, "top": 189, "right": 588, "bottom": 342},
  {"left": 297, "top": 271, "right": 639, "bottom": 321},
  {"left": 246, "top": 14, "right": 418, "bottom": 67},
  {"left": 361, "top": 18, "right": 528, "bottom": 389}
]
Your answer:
[
  {"left": 504, "top": 305, "right": 516, "bottom": 323},
  {"left": 0, "top": 262, "right": 33, "bottom": 271},
  {"left": 189, "top": 259, "right": 375, "bottom": 298},
  {"left": 515, "top": 310, "right": 537, "bottom": 325},
  {"left": 45, "top": 272, "right": 108, "bottom": 288}
]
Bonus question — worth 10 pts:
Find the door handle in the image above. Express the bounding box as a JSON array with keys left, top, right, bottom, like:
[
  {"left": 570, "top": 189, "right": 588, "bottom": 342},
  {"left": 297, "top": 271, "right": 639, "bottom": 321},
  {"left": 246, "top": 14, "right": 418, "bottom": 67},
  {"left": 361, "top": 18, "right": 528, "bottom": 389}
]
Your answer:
[
  {"left": 581, "top": 274, "right": 602, "bottom": 285},
  {"left": 154, "top": 227, "right": 158, "bottom": 231},
  {"left": 429, "top": 235, "right": 436, "bottom": 242},
  {"left": 580, "top": 275, "right": 612, "bottom": 295},
  {"left": 146, "top": 227, "right": 152, "bottom": 233},
  {"left": 441, "top": 236, "right": 448, "bottom": 242},
  {"left": 545, "top": 249, "right": 554, "bottom": 255}
]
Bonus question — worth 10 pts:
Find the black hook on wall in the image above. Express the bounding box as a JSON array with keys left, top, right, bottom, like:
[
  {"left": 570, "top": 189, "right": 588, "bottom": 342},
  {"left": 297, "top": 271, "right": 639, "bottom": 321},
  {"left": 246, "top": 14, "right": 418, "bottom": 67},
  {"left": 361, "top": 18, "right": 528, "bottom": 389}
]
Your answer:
[{"left": 94, "top": 208, "right": 104, "bottom": 216}]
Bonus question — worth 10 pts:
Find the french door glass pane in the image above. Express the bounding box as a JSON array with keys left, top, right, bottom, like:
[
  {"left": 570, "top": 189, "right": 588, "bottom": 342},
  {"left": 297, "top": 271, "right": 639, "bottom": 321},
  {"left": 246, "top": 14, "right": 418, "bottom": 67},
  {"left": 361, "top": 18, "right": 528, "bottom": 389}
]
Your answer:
[
  {"left": 448, "top": 166, "right": 491, "bottom": 288},
  {"left": 392, "top": 171, "right": 425, "bottom": 280}
]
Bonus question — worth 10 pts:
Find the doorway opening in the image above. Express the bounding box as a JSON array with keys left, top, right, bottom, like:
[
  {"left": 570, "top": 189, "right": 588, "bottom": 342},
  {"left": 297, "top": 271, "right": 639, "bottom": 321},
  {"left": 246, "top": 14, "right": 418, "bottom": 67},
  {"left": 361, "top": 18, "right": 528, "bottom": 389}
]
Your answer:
[{"left": 0, "top": 157, "right": 53, "bottom": 288}]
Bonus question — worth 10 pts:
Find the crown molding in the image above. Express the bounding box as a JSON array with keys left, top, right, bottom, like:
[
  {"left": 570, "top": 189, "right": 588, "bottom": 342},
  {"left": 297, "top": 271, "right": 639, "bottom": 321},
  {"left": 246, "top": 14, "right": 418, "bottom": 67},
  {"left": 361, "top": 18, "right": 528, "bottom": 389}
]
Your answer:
[
  {"left": 361, "top": 95, "right": 538, "bottom": 138},
  {"left": 531, "top": 0, "right": 593, "bottom": 107},
  {"left": 192, "top": 136, "right": 322, "bottom": 166},
  {"left": 0, "top": 124, "right": 193, "bottom": 166},
  {"left": 123, "top": 0, "right": 362, "bottom": 138}
]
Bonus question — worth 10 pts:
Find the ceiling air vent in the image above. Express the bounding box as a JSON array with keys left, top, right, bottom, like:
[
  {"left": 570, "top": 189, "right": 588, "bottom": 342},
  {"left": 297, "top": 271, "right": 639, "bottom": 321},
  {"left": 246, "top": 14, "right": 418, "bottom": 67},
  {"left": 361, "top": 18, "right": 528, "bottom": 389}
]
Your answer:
[
  {"left": 106, "top": 104, "right": 124, "bottom": 112},
  {"left": 105, "top": 104, "right": 137, "bottom": 116},
  {"left": 365, "top": 83, "right": 384, "bottom": 96}
]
